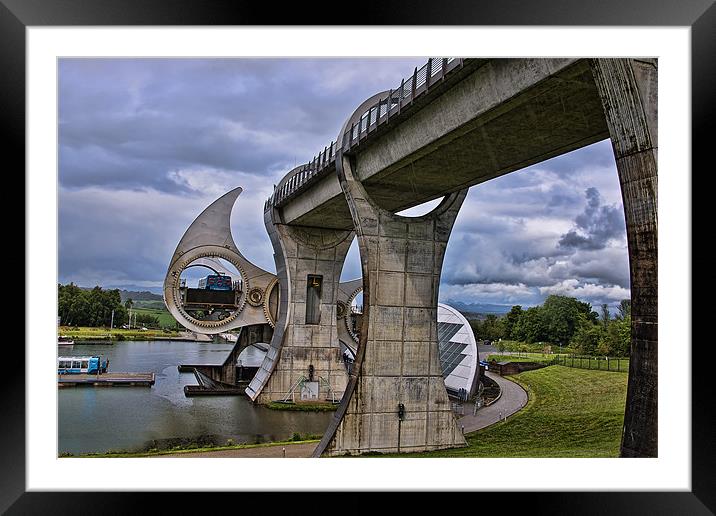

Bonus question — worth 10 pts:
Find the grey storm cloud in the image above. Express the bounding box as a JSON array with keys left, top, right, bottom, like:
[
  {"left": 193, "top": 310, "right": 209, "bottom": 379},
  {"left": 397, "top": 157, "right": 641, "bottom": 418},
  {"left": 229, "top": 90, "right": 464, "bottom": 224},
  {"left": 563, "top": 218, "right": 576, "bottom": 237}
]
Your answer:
[
  {"left": 58, "top": 57, "right": 427, "bottom": 290},
  {"left": 436, "top": 143, "right": 631, "bottom": 308},
  {"left": 558, "top": 187, "right": 626, "bottom": 251},
  {"left": 59, "top": 58, "right": 426, "bottom": 192},
  {"left": 58, "top": 58, "right": 631, "bottom": 310}
]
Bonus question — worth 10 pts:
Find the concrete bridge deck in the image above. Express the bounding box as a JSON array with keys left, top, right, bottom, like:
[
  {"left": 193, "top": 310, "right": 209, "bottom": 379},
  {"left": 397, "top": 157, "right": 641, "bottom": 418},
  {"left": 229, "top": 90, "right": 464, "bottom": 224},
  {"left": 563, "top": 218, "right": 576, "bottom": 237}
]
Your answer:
[{"left": 279, "top": 58, "right": 608, "bottom": 229}]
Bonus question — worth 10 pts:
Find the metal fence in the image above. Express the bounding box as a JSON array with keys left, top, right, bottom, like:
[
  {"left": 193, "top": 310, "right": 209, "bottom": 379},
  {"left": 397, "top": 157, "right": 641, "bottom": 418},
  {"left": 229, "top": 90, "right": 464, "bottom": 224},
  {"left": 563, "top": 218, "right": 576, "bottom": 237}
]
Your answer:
[
  {"left": 268, "top": 57, "right": 464, "bottom": 208},
  {"left": 552, "top": 355, "right": 630, "bottom": 373}
]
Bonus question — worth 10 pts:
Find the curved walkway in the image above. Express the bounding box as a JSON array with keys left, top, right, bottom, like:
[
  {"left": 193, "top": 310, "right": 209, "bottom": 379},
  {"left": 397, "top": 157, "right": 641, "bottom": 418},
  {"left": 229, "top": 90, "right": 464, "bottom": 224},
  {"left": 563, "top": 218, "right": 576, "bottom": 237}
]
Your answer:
[{"left": 457, "top": 371, "right": 528, "bottom": 433}]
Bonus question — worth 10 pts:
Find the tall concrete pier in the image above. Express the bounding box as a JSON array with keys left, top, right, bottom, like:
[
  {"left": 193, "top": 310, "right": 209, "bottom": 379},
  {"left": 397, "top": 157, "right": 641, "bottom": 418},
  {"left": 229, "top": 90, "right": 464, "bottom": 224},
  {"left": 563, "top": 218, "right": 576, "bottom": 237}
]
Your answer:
[
  {"left": 590, "top": 59, "right": 658, "bottom": 457},
  {"left": 314, "top": 147, "right": 469, "bottom": 455}
]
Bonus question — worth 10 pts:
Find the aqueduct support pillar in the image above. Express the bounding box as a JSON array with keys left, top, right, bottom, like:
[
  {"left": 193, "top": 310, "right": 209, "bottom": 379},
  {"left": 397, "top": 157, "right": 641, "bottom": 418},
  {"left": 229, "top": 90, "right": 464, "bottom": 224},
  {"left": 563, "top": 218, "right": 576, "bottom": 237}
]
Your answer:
[
  {"left": 590, "top": 58, "right": 658, "bottom": 457},
  {"left": 245, "top": 204, "right": 353, "bottom": 404},
  {"left": 314, "top": 152, "right": 469, "bottom": 456}
]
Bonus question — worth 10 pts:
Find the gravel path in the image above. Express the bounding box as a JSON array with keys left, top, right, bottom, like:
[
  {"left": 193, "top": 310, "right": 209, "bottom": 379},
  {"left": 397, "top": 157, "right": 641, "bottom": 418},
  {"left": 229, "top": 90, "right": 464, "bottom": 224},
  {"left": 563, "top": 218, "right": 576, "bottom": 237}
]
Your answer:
[{"left": 158, "top": 442, "right": 318, "bottom": 458}]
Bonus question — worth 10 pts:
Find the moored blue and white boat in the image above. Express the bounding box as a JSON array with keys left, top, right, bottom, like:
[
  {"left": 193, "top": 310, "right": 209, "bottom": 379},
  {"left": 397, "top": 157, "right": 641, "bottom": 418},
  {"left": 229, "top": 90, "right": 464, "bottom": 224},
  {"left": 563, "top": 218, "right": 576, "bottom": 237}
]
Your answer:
[{"left": 58, "top": 356, "right": 108, "bottom": 375}]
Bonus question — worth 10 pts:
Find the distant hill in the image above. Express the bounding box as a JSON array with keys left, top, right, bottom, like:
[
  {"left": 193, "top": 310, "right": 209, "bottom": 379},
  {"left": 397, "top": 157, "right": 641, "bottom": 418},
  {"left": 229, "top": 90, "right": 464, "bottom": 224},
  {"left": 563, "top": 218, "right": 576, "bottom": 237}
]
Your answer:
[
  {"left": 110, "top": 284, "right": 164, "bottom": 295},
  {"left": 443, "top": 300, "right": 514, "bottom": 317},
  {"left": 118, "top": 289, "right": 163, "bottom": 302},
  {"left": 132, "top": 299, "right": 167, "bottom": 310}
]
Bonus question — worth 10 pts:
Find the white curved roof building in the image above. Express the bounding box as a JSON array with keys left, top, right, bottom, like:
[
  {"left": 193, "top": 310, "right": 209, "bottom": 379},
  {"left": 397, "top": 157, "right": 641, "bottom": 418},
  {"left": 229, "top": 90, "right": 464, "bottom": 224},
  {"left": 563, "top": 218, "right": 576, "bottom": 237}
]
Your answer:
[{"left": 437, "top": 303, "right": 480, "bottom": 400}]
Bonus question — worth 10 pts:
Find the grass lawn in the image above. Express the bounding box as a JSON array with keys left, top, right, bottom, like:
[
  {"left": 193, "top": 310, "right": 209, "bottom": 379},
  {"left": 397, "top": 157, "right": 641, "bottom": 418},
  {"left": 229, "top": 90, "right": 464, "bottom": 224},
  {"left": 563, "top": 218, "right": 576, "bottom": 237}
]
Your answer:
[
  {"left": 486, "top": 353, "right": 563, "bottom": 364},
  {"left": 131, "top": 300, "right": 167, "bottom": 310},
  {"left": 553, "top": 355, "right": 630, "bottom": 373},
  {"left": 266, "top": 401, "right": 338, "bottom": 412},
  {"left": 59, "top": 326, "right": 180, "bottom": 341},
  {"left": 131, "top": 306, "right": 179, "bottom": 329},
  {"left": 378, "top": 365, "right": 628, "bottom": 458},
  {"left": 487, "top": 353, "right": 630, "bottom": 373}
]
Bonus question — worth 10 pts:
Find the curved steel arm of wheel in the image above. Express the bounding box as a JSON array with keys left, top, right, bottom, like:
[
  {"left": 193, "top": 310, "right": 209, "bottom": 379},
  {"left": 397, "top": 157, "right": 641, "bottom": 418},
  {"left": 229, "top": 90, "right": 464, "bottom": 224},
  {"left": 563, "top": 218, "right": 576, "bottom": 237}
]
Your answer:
[{"left": 163, "top": 187, "right": 275, "bottom": 334}]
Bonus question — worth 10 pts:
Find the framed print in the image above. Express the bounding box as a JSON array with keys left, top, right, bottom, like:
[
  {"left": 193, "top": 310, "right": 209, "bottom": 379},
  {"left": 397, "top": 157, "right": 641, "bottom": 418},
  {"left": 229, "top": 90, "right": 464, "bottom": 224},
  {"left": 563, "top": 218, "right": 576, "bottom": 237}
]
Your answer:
[{"left": 4, "top": 0, "right": 711, "bottom": 512}]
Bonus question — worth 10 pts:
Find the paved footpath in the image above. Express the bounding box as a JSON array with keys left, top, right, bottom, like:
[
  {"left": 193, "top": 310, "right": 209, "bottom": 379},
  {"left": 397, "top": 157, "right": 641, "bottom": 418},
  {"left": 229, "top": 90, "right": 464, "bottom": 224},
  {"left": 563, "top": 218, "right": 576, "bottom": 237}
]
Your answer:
[{"left": 457, "top": 371, "right": 528, "bottom": 434}]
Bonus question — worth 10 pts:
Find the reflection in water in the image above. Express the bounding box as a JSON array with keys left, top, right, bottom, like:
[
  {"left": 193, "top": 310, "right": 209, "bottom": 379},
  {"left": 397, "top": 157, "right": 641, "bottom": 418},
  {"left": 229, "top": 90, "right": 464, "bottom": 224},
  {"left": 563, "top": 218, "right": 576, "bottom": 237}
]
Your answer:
[{"left": 58, "top": 341, "right": 333, "bottom": 455}]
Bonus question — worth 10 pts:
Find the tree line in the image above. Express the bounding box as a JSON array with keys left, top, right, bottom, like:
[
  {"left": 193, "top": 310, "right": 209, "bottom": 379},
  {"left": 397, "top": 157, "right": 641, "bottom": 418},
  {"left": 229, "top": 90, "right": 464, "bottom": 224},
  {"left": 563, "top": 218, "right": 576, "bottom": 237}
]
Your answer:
[
  {"left": 58, "top": 283, "right": 161, "bottom": 328},
  {"left": 469, "top": 295, "right": 631, "bottom": 357}
]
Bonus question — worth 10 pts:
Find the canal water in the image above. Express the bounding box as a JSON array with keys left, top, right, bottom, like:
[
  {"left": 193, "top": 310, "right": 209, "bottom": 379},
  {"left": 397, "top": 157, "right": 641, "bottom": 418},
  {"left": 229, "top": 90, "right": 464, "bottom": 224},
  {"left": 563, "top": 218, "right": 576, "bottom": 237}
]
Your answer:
[{"left": 58, "top": 340, "right": 334, "bottom": 455}]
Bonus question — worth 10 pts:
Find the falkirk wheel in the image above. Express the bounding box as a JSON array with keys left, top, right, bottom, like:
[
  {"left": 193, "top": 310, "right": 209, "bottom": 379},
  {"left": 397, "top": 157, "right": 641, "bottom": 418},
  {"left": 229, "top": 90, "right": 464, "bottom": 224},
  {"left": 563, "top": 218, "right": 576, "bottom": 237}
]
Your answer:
[
  {"left": 163, "top": 187, "right": 279, "bottom": 334},
  {"left": 163, "top": 186, "right": 364, "bottom": 371}
]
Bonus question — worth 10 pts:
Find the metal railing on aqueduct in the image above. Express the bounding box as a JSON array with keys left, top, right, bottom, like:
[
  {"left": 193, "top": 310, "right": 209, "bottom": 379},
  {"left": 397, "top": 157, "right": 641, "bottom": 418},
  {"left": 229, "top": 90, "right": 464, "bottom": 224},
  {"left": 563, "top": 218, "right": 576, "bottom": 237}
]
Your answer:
[{"left": 265, "top": 57, "right": 464, "bottom": 210}]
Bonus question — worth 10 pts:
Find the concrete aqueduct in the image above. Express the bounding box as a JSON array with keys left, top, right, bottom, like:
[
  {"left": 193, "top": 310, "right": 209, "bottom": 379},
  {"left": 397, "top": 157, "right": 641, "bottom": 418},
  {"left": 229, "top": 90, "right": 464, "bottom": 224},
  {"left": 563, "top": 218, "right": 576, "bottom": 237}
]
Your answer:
[{"left": 164, "top": 58, "right": 657, "bottom": 458}]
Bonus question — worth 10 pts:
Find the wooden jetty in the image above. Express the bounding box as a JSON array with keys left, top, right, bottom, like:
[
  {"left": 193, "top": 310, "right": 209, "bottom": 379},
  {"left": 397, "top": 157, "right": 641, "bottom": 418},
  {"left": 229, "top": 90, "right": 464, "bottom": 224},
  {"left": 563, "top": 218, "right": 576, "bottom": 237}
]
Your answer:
[{"left": 58, "top": 372, "right": 155, "bottom": 387}]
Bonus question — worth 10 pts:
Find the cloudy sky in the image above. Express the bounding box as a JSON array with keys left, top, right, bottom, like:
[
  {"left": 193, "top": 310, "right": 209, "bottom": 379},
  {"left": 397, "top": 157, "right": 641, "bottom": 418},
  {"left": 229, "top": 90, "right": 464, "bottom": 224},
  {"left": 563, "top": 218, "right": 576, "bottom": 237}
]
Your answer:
[{"left": 59, "top": 58, "right": 630, "bottom": 310}]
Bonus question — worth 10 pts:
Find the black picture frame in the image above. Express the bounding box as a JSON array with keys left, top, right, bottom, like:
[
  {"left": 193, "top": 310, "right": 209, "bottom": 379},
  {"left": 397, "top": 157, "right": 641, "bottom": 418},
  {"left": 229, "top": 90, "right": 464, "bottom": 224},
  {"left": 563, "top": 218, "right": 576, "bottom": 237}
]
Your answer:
[{"left": 4, "top": 0, "right": 710, "bottom": 512}]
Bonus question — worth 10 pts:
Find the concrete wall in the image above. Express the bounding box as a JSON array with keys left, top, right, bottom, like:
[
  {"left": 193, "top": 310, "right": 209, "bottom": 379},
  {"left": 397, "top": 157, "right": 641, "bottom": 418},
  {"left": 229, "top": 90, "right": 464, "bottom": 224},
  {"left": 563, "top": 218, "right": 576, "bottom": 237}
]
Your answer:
[
  {"left": 489, "top": 361, "right": 546, "bottom": 376},
  {"left": 249, "top": 207, "right": 353, "bottom": 404}
]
